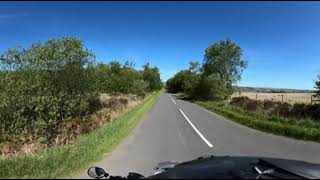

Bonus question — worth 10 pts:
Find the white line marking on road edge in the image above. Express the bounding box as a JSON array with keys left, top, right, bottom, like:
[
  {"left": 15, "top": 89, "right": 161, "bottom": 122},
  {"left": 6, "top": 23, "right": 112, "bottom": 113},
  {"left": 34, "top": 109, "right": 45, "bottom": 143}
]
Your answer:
[{"left": 178, "top": 108, "right": 214, "bottom": 148}]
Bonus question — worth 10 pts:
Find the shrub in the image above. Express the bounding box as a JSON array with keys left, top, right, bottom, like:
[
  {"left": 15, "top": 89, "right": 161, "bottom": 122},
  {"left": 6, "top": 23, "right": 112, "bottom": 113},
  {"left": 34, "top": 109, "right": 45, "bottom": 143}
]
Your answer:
[
  {"left": 0, "top": 37, "right": 163, "bottom": 156},
  {"left": 230, "top": 96, "right": 251, "bottom": 108},
  {"left": 263, "top": 100, "right": 275, "bottom": 110},
  {"left": 271, "top": 102, "right": 291, "bottom": 118},
  {"left": 244, "top": 100, "right": 263, "bottom": 112},
  {"left": 0, "top": 38, "right": 97, "bottom": 144},
  {"left": 305, "top": 104, "right": 320, "bottom": 121},
  {"left": 290, "top": 103, "right": 307, "bottom": 119},
  {"left": 229, "top": 96, "right": 320, "bottom": 121}
]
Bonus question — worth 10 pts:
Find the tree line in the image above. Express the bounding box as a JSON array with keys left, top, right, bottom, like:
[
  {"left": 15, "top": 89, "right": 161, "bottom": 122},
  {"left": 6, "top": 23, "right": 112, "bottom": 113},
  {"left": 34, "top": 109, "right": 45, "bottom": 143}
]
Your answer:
[
  {"left": 0, "top": 37, "right": 162, "bottom": 144},
  {"left": 166, "top": 39, "right": 247, "bottom": 100},
  {"left": 166, "top": 38, "right": 320, "bottom": 101}
]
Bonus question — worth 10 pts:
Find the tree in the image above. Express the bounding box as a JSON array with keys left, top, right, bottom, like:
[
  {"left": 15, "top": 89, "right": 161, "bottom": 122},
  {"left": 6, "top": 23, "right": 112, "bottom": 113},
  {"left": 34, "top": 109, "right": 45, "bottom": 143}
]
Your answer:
[
  {"left": 201, "top": 38, "right": 247, "bottom": 99},
  {"left": 166, "top": 39, "right": 248, "bottom": 100},
  {"left": 315, "top": 75, "right": 320, "bottom": 97},
  {"left": 189, "top": 61, "right": 201, "bottom": 74},
  {"left": 142, "top": 63, "right": 163, "bottom": 91},
  {"left": 166, "top": 67, "right": 200, "bottom": 96},
  {"left": 0, "top": 37, "right": 97, "bottom": 143}
]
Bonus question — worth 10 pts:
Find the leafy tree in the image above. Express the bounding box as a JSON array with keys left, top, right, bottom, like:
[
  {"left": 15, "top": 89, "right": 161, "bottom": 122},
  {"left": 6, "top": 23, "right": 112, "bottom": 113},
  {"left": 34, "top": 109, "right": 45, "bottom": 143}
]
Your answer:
[
  {"left": 0, "top": 37, "right": 96, "bottom": 143},
  {"left": 166, "top": 39, "right": 247, "bottom": 100},
  {"left": 189, "top": 61, "right": 201, "bottom": 74},
  {"left": 203, "top": 39, "right": 247, "bottom": 81},
  {"left": 166, "top": 66, "right": 200, "bottom": 96},
  {"left": 201, "top": 39, "right": 247, "bottom": 99},
  {"left": 315, "top": 75, "right": 320, "bottom": 97},
  {"left": 0, "top": 37, "right": 163, "bottom": 145},
  {"left": 143, "top": 63, "right": 163, "bottom": 91}
]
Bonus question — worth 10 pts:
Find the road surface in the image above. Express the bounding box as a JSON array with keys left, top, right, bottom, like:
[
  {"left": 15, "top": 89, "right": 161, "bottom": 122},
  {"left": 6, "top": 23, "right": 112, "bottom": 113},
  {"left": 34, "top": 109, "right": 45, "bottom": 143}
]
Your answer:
[{"left": 75, "top": 92, "right": 320, "bottom": 178}]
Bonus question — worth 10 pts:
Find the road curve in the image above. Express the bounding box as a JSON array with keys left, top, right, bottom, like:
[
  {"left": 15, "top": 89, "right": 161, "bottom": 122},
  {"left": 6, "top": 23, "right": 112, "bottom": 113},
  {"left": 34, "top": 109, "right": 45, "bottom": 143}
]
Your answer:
[{"left": 75, "top": 92, "right": 320, "bottom": 178}]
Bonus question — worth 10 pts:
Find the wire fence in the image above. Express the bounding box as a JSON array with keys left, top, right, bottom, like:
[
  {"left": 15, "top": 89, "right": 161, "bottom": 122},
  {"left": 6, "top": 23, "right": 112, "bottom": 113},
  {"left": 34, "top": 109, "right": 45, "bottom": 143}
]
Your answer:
[{"left": 234, "top": 91, "right": 320, "bottom": 105}]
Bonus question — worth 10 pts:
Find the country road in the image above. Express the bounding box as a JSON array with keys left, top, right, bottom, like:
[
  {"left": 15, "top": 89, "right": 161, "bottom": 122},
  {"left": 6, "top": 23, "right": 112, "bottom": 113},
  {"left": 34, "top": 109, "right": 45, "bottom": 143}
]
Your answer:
[{"left": 75, "top": 92, "right": 320, "bottom": 178}]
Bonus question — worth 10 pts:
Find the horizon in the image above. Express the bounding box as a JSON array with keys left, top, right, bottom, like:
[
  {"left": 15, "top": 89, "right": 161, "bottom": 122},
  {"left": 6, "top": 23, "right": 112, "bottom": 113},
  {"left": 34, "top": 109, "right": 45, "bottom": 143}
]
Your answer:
[{"left": 1, "top": 2, "right": 320, "bottom": 90}]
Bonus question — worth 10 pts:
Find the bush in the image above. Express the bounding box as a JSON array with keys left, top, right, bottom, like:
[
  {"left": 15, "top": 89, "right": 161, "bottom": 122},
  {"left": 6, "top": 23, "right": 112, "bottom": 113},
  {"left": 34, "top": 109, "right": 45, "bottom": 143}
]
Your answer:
[
  {"left": 271, "top": 102, "right": 291, "bottom": 118},
  {"left": 305, "top": 104, "right": 320, "bottom": 120},
  {"left": 166, "top": 70, "right": 200, "bottom": 96},
  {"left": 229, "top": 97, "right": 320, "bottom": 121},
  {"left": 0, "top": 38, "right": 96, "bottom": 144},
  {"left": 263, "top": 100, "right": 275, "bottom": 110},
  {"left": 230, "top": 96, "right": 251, "bottom": 108},
  {"left": 290, "top": 103, "right": 307, "bottom": 119},
  {"left": 0, "top": 37, "right": 163, "bottom": 148},
  {"left": 244, "top": 100, "right": 263, "bottom": 112},
  {"left": 90, "top": 61, "right": 160, "bottom": 95}
]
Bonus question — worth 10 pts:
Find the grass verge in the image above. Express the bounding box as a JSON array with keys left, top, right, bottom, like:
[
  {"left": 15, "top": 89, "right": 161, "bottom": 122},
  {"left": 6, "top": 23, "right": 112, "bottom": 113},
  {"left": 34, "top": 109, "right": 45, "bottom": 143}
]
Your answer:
[
  {"left": 0, "top": 90, "right": 162, "bottom": 179},
  {"left": 195, "top": 101, "right": 320, "bottom": 142}
]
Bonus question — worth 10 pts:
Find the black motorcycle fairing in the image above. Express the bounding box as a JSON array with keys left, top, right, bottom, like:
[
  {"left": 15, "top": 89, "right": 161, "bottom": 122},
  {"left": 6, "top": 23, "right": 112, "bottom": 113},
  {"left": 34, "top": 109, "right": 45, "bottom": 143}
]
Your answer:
[
  {"left": 148, "top": 156, "right": 320, "bottom": 179},
  {"left": 261, "top": 158, "right": 320, "bottom": 179}
]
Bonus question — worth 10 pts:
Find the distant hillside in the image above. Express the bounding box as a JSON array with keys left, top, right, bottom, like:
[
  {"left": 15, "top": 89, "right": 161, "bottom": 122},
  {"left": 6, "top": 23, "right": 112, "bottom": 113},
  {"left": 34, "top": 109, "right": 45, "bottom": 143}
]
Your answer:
[{"left": 234, "top": 86, "right": 315, "bottom": 93}]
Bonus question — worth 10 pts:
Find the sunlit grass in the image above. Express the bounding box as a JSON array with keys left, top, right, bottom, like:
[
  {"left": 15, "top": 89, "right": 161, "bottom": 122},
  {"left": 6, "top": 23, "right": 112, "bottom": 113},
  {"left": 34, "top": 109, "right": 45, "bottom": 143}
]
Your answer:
[{"left": 195, "top": 101, "right": 320, "bottom": 142}]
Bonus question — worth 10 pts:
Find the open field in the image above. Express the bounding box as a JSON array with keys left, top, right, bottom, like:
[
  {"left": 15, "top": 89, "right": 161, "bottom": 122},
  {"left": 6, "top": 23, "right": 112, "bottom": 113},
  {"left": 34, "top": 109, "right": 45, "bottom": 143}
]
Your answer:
[{"left": 231, "top": 92, "right": 317, "bottom": 104}]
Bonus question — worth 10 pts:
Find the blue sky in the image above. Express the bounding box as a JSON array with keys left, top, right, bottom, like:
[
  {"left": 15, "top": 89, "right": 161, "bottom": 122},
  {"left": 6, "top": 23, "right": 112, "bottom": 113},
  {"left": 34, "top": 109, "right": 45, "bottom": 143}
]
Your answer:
[{"left": 1, "top": 2, "right": 320, "bottom": 90}]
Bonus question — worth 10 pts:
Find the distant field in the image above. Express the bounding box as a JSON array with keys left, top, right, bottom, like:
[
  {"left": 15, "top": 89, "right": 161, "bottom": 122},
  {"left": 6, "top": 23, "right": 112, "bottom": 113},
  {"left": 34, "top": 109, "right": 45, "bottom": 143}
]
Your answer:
[
  {"left": 234, "top": 86, "right": 314, "bottom": 93},
  {"left": 231, "top": 92, "right": 317, "bottom": 104}
]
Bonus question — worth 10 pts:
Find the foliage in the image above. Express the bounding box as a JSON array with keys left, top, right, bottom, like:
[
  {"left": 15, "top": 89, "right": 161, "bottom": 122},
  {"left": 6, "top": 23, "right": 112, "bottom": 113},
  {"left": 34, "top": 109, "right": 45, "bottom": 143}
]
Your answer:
[
  {"left": 315, "top": 75, "right": 320, "bottom": 97},
  {"left": 142, "top": 63, "right": 163, "bottom": 92},
  {"left": 203, "top": 39, "right": 247, "bottom": 83},
  {"left": 0, "top": 37, "right": 162, "bottom": 145},
  {"left": 230, "top": 97, "right": 320, "bottom": 121},
  {"left": 0, "top": 38, "right": 96, "bottom": 144},
  {"left": 166, "top": 39, "right": 247, "bottom": 100},
  {"left": 0, "top": 91, "right": 161, "bottom": 179},
  {"left": 166, "top": 70, "right": 200, "bottom": 95},
  {"left": 90, "top": 61, "right": 149, "bottom": 94}
]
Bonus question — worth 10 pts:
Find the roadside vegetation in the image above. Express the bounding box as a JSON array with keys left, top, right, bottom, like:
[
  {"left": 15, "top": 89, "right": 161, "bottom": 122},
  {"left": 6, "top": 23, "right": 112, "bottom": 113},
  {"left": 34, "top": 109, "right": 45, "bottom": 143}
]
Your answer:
[
  {"left": 195, "top": 101, "right": 320, "bottom": 142},
  {"left": 166, "top": 39, "right": 247, "bottom": 100},
  {"left": 0, "top": 37, "right": 163, "bottom": 174},
  {"left": 166, "top": 38, "right": 320, "bottom": 142},
  {"left": 0, "top": 91, "right": 162, "bottom": 179}
]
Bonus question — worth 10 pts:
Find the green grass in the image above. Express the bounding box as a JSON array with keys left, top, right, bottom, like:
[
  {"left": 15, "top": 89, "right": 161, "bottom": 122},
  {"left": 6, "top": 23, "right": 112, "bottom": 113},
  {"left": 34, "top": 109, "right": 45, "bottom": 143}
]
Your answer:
[
  {"left": 0, "top": 90, "right": 162, "bottom": 179},
  {"left": 195, "top": 101, "right": 320, "bottom": 142}
]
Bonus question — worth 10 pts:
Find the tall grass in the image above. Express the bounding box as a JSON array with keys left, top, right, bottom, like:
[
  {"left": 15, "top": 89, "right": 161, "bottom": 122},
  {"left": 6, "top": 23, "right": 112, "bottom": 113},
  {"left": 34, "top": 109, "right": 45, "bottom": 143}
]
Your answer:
[
  {"left": 0, "top": 91, "right": 162, "bottom": 179},
  {"left": 196, "top": 101, "right": 320, "bottom": 142}
]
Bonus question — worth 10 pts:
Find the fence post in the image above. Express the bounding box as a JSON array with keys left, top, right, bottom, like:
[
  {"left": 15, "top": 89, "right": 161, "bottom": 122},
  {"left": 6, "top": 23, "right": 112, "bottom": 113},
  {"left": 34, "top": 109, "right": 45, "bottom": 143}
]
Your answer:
[
  {"left": 311, "top": 95, "right": 313, "bottom": 105},
  {"left": 256, "top": 93, "right": 258, "bottom": 100},
  {"left": 281, "top": 94, "right": 284, "bottom": 103}
]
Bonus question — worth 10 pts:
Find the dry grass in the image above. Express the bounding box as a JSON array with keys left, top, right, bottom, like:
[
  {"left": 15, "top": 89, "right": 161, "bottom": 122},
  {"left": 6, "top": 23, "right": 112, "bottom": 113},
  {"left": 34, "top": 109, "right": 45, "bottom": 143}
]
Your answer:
[
  {"left": 0, "top": 91, "right": 162, "bottom": 179},
  {"left": 0, "top": 93, "right": 147, "bottom": 158},
  {"left": 231, "top": 92, "right": 317, "bottom": 104}
]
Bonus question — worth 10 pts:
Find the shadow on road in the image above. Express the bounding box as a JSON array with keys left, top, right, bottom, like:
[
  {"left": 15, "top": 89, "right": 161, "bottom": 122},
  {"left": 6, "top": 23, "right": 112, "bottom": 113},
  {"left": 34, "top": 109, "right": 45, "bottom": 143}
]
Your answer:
[{"left": 169, "top": 93, "right": 194, "bottom": 101}]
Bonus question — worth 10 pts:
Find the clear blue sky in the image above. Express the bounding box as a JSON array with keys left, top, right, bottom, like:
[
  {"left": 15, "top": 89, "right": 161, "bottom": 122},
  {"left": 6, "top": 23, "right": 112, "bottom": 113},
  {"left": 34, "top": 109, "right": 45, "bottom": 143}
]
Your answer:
[{"left": 1, "top": 2, "right": 320, "bottom": 90}]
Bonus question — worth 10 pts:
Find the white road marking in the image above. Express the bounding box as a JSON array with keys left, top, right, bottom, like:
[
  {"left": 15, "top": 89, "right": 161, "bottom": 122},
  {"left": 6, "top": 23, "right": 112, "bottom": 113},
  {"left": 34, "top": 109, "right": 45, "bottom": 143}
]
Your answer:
[
  {"left": 178, "top": 108, "right": 214, "bottom": 148},
  {"left": 170, "top": 97, "right": 177, "bottom": 104},
  {"left": 168, "top": 95, "right": 177, "bottom": 105}
]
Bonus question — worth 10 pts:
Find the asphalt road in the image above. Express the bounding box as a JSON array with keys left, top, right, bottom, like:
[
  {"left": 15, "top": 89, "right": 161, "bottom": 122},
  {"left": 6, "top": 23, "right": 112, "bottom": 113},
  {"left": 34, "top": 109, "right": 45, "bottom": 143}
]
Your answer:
[{"left": 75, "top": 92, "right": 320, "bottom": 178}]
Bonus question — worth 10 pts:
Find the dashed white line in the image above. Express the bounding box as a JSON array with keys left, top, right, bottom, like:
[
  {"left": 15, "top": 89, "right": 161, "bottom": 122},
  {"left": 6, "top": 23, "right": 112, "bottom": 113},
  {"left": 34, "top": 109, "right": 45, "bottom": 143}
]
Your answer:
[
  {"left": 168, "top": 95, "right": 177, "bottom": 105},
  {"left": 178, "top": 108, "right": 214, "bottom": 148},
  {"left": 170, "top": 97, "right": 177, "bottom": 105}
]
